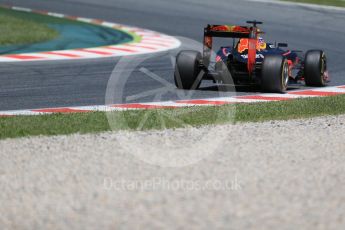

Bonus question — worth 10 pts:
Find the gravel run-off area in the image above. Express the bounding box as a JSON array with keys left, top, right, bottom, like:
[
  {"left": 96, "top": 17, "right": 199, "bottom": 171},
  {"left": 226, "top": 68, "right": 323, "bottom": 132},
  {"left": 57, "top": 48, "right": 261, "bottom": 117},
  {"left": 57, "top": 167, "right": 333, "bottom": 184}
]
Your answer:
[{"left": 1, "top": 115, "right": 345, "bottom": 230}]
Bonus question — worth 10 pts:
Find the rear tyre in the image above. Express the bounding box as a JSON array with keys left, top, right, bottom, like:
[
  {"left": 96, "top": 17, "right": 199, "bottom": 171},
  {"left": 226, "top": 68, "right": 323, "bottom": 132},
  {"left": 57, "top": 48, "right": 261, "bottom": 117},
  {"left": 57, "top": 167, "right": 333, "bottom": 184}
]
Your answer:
[
  {"left": 174, "top": 51, "right": 202, "bottom": 90},
  {"left": 304, "top": 50, "right": 327, "bottom": 87},
  {"left": 261, "top": 54, "right": 289, "bottom": 93}
]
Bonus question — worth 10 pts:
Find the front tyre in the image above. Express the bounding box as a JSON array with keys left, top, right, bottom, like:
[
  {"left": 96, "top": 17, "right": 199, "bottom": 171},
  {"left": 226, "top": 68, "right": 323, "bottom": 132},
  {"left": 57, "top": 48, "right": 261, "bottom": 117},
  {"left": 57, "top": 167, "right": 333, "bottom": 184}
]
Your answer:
[
  {"left": 261, "top": 54, "right": 289, "bottom": 93},
  {"left": 304, "top": 50, "right": 327, "bottom": 87},
  {"left": 174, "top": 51, "right": 202, "bottom": 90}
]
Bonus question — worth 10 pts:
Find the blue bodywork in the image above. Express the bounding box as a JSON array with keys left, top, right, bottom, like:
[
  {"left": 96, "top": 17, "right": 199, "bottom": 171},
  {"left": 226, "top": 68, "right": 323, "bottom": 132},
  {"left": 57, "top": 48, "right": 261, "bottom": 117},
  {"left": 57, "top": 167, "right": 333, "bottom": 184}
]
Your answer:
[
  {"left": 214, "top": 40, "right": 303, "bottom": 83},
  {"left": 216, "top": 43, "right": 299, "bottom": 65}
]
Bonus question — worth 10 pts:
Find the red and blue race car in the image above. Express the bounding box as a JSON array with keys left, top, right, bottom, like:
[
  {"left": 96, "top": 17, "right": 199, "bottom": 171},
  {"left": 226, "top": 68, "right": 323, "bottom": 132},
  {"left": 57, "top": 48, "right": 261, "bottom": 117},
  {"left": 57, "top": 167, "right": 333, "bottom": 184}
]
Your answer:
[{"left": 174, "top": 21, "right": 329, "bottom": 93}]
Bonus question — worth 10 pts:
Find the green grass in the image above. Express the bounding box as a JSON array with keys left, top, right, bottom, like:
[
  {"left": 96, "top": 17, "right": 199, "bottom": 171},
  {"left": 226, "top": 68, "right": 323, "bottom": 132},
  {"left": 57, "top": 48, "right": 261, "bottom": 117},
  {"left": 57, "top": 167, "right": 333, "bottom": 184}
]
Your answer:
[
  {"left": 0, "top": 8, "right": 59, "bottom": 45},
  {"left": 282, "top": 0, "right": 345, "bottom": 7},
  {"left": 0, "top": 6, "right": 140, "bottom": 47},
  {"left": 1, "top": 94, "right": 345, "bottom": 139}
]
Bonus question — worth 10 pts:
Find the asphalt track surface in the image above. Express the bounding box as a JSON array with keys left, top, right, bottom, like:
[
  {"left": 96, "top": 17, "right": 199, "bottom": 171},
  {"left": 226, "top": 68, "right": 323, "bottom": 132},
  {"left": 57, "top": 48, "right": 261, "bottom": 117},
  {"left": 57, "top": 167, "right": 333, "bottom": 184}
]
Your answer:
[
  {"left": 0, "top": 0, "right": 344, "bottom": 111},
  {"left": 1, "top": 1, "right": 345, "bottom": 229}
]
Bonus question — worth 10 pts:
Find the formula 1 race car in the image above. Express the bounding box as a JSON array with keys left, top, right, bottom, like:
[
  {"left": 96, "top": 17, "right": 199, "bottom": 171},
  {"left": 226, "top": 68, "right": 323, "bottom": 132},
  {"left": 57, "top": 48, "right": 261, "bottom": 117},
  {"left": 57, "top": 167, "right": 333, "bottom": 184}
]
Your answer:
[{"left": 174, "top": 21, "right": 329, "bottom": 93}]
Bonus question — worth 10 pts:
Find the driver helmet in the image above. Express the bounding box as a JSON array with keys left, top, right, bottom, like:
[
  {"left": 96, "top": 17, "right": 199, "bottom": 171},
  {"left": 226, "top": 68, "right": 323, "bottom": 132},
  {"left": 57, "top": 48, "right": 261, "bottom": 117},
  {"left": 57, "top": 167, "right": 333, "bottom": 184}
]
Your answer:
[
  {"left": 257, "top": 36, "right": 267, "bottom": 50},
  {"left": 258, "top": 37, "right": 265, "bottom": 45}
]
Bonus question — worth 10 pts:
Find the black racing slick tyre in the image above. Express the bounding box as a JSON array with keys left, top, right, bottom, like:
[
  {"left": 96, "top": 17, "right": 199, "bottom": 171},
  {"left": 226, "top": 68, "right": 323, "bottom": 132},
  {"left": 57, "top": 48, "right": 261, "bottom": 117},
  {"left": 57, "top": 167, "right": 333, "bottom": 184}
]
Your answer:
[
  {"left": 174, "top": 51, "right": 202, "bottom": 90},
  {"left": 304, "top": 50, "right": 327, "bottom": 87},
  {"left": 261, "top": 54, "right": 289, "bottom": 93}
]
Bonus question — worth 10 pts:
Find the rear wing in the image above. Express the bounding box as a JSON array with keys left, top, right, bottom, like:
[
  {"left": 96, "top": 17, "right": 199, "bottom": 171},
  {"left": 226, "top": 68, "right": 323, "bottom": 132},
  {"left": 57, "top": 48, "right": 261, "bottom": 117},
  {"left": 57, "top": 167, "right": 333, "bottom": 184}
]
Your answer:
[
  {"left": 204, "top": 25, "right": 252, "bottom": 38},
  {"left": 203, "top": 22, "right": 263, "bottom": 75}
]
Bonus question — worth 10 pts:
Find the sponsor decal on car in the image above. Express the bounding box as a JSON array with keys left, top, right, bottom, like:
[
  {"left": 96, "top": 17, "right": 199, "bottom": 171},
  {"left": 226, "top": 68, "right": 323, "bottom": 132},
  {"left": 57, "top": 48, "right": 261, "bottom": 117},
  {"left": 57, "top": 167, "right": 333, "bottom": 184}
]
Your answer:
[
  {"left": 241, "top": 53, "right": 265, "bottom": 59},
  {"left": 237, "top": 38, "right": 267, "bottom": 53}
]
